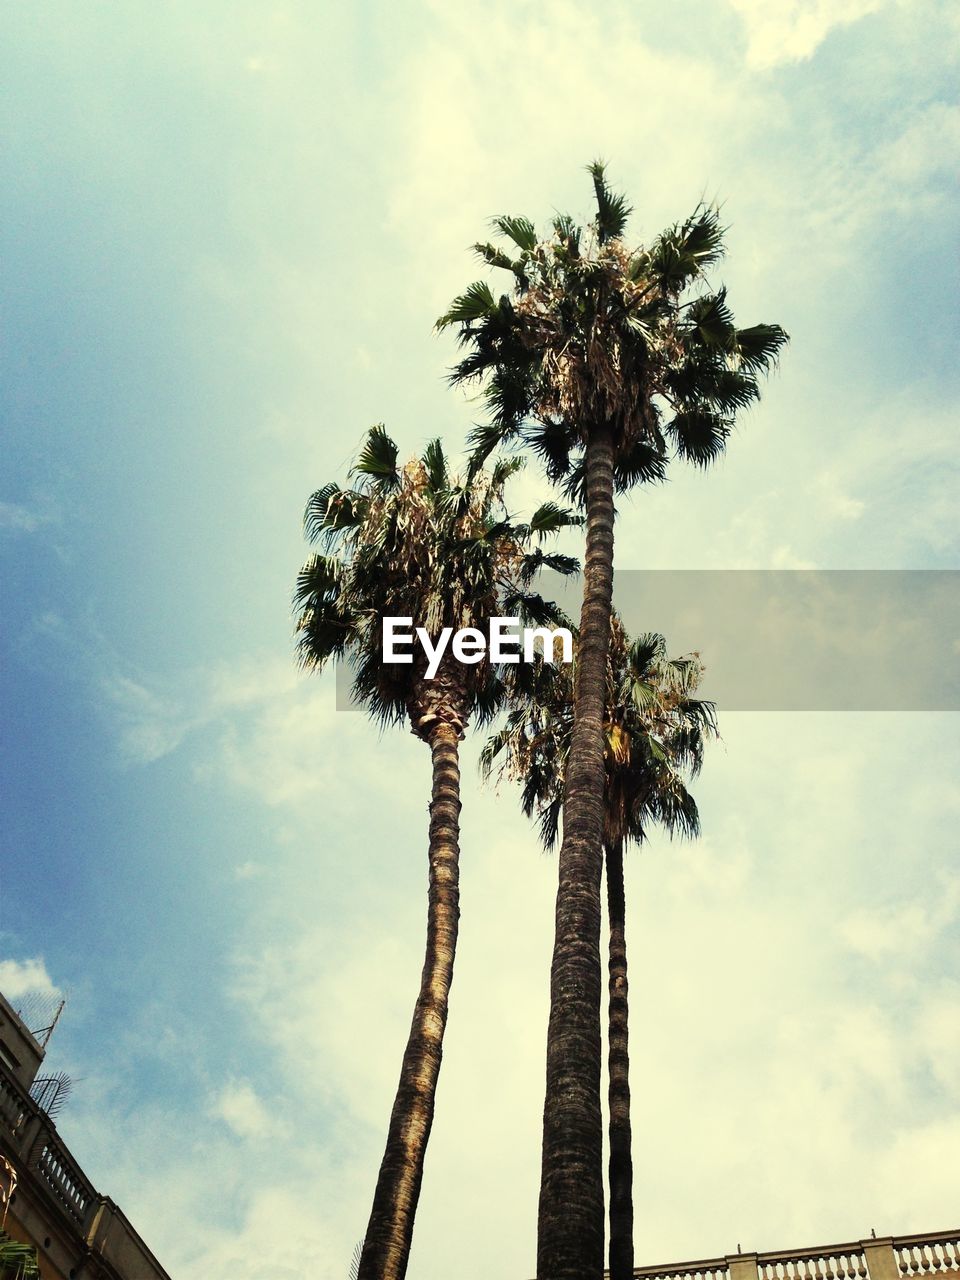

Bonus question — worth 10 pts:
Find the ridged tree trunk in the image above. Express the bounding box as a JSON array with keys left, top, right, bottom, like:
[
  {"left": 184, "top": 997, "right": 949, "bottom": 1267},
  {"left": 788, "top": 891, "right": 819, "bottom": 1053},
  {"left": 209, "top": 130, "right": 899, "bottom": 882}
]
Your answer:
[
  {"left": 606, "top": 836, "right": 634, "bottom": 1280},
  {"left": 537, "top": 422, "right": 616, "bottom": 1280},
  {"left": 357, "top": 720, "right": 462, "bottom": 1280}
]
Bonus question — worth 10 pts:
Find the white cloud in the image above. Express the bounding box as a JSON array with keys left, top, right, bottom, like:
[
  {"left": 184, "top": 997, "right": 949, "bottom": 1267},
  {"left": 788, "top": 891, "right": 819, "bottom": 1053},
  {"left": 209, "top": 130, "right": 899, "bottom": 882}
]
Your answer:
[
  {"left": 840, "top": 877, "right": 960, "bottom": 964},
  {"left": 728, "top": 0, "right": 888, "bottom": 69},
  {"left": 212, "top": 1080, "right": 272, "bottom": 1140},
  {"left": 0, "top": 957, "right": 60, "bottom": 1001},
  {"left": 100, "top": 655, "right": 302, "bottom": 767}
]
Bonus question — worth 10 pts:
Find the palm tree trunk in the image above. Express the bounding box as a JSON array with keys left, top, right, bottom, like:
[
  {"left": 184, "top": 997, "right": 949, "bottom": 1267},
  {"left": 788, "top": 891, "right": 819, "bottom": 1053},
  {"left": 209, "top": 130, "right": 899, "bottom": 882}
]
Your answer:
[
  {"left": 537, "top": 422, "right": 616, "bottom": 1280},
  {"left": 357, "top": 721, "right": 462, "bottom": 1280},
  {"left": 606, "top": 836, "right": 634, "bottom": 1280}
]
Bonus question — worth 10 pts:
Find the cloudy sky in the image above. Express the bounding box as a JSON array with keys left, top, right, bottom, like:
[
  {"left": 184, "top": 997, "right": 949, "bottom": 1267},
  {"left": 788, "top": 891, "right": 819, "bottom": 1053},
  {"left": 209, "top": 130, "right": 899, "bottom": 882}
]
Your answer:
[{"left": 1, "top": 2, "right": 958, "bottom": 1278}]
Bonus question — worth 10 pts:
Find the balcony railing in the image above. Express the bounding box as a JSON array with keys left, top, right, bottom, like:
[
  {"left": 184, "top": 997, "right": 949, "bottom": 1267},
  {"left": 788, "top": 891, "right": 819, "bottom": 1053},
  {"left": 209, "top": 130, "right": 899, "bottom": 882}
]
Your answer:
[
  {"left": 0, "top": 1059, "right": 169, "bottom": 1278},
  {"left": 633, "top": 1233, "right": 960, "bottom": 1280}
]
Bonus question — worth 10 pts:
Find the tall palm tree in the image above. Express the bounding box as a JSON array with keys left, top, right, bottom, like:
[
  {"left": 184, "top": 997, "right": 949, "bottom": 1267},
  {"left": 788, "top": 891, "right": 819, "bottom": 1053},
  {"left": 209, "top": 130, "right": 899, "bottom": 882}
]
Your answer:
[
  {"left": 438, "top": 163, "right": 786, "bottom": 1276},
  {"left": 294, "top": 426, "right": 579, "bottom": 1280},
  {"left": 482, "top": 616, "right": 717, "bottom": 1280}
]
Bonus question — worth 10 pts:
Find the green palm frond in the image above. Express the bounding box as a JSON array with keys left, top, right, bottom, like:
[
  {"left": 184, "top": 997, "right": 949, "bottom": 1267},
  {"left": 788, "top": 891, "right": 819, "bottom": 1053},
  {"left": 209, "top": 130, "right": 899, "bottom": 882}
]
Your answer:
[
  {"left": 489, "top": 454, "right": 526, "bottom": 491},
  {"left": 421, "top": 438, "right": 448, "bottom": 493},
  {"left": 733, "top": 323, "right": 790, "bottom": 372},
  {"left": 677, "top": 204, "right": 726, "bottom": 270},
  {"left": 464, "top": 422, "right": 507, "bottom": 474},
  {"left": 552, "top": 213, "right": 582, "bottom": 255},
  {"left": 588, "top": 160, "right": 632, "bottom": 244},
  {"left": 525, "top": 420, "right": 574, "bottom": 487},
  {"left": 352, "top": 424, "right": 400, "bottom": 486},
  {"left": 473, "top": 241, "right": 522, "bottom": 274},
  {"left": 526, "top": 501, "right": 584, "bottom": 539},
  {"left": 303, "top": 482, "right": 342, "bottom": 542},
  {"left": 492, "top": 214, "right": 538, "bottom": 252},
  {"left": 613, "top": 439, "right": 668, "bottom": 491},
  {"left": 436, "top": 280, "right": 498, "bottom": 328},
  {"left": 0, "top": 1234, "right": 39, "bottom": 1279},
  {"left": 304, "top": 486, "right": 367, "bottom": 546},
  {"left": 686, "top": 288, "right": 736, "bottom": 350},
  {"left": 666, "top": 407, "right": 731, "bottom": 467}
]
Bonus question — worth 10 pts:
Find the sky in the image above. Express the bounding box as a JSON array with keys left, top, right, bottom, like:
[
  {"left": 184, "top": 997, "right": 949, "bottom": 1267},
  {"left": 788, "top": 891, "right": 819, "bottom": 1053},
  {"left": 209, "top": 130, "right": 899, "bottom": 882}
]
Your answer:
[{"left": 1, "top": 2, "right": 958, "bottom": 1278}]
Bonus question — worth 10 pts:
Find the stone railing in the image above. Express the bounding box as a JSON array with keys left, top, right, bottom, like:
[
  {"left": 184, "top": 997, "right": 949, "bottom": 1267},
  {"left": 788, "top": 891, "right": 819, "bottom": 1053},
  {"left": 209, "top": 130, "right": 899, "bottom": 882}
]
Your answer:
[
  {"left": 633, "top": 1234, "right": 959, "bottom": 1280},
  {"left": 34, "top": 1129, "right": 97, "bottom": 1229},
  {"left": 757, "top": 1241, "right": 868, "bottom": 1280},
  {"left": 0, "top": 1063, "right": 99, "bottom": 1234},
  {"left": 635, "top": 1256, "right": 730, "bottom": 1280},
  {"left": 893, "top": 1233, "right": 960, "bottom": 1276},
  {"left": 0, "top": 1058, "right": 170, "bottom": 1278}
]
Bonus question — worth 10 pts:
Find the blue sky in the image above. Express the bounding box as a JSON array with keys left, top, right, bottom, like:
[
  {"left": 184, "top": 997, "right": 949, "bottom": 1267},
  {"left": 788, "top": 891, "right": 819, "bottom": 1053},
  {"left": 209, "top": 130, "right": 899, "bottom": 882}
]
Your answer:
[{"left": 1, "top": 2, "right": 958, "bottom": 1278}]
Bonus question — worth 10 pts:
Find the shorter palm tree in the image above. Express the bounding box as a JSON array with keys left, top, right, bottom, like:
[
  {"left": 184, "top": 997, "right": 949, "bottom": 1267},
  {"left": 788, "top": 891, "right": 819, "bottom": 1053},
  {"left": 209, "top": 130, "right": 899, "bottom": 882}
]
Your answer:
[
  {"left": 482, "top": 615, "right": 716, "bottom": 1280},
  {"left": 295, "top": 427, "right": 579, "bottom": 1280}
]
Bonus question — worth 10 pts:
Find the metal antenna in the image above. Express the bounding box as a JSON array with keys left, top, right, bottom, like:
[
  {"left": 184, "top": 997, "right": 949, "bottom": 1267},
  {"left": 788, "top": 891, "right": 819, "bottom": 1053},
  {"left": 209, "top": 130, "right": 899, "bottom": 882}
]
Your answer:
[{"left": 30, "top": 1071, "right": 73, "bottom": 1121}]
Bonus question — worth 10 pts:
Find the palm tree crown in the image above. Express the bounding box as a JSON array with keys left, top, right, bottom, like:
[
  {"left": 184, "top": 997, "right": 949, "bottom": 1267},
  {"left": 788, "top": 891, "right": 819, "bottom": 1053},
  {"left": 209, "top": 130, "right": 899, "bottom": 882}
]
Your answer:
[
  {"left": 483, "top": 613, "right": 717, "bottom": 855},
  {"left": 438, "top": 161, "right": 788, "bottom": 490},
  {"left": 295, "top": 425, "right": 580, "bottom": 739}
]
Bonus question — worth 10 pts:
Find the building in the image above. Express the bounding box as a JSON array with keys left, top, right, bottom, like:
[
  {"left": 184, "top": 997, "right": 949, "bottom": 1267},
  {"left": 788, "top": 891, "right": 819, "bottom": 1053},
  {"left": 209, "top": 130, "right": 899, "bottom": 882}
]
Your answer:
[
  {"left": 0, "top": 990, "right": 170, "bottom": 1280},
  {"left": 627, "top": 1231, "right": 959, "bottom": 1280}
]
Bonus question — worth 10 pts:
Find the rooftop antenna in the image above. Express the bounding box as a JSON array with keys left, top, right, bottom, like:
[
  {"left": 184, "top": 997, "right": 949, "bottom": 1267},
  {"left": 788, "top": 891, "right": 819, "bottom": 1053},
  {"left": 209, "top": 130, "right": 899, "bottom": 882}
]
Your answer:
[
  {"left": 16, "top": 994, "right": 65, "bottom": 1050},
  {"left": 30, "top": 1071, "right": 73, "bottom": 1122},
  {"left": 32, "top": 997, "right": 65, "bottom": 1050}
]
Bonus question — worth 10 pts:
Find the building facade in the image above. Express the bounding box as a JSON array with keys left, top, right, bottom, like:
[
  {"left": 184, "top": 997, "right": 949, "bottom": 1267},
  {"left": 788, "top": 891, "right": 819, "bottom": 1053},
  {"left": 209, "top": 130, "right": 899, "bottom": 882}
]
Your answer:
[
  {"left": 0, "top": 991, "right": 170, "bottom": 1280},
  {"left": 628, "top": 1231, "right": 959, "bottom": 1280}
]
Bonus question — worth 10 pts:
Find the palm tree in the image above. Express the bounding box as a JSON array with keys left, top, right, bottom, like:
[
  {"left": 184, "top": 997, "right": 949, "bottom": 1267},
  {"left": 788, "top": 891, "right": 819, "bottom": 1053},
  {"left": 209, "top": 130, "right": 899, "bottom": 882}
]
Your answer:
[
  {"left": 438, "top": 164, "right": 786, "bottom": 1276},
  {"left": 294, "top": 427, "right": 579, "bottom": 1280},
  {"left": 0, "top": 1233, "right": 39, "bottom": 1280},
  {"left": 482, "top": 616, "right": 716, "bottom": 1280}
]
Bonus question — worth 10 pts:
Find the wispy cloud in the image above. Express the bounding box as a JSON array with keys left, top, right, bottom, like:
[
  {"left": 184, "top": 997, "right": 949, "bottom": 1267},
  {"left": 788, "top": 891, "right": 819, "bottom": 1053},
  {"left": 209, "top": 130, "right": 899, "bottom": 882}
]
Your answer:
[
  {"left": 0, "top": 956, "right": 61, "bottom": 1000},
  {"left": 100, "top": 656, "right": 302, "bottom": 767},
  {"left": 728, "top": 0, "right": 890, "bottom": 68},
  {"left": 0, "top": 499, "right": 57, "bottom": 534},
  {"left": 211, "top": 1079, "right": 274, "bottom": 1140}
]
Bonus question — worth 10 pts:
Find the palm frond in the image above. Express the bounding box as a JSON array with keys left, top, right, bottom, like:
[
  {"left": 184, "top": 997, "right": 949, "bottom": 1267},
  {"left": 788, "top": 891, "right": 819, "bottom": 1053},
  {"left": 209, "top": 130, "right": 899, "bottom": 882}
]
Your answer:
[
  {"left": 524, "top": 420, "right": 575, "bottom": 486},
  {"left": 436, "top": 280, "right": 497, "bottom": 328},
  {"left": 686, "top": 288, "right": 736, "bottom": 350},
  {"left": 733, "top": 323, "right": 790, "bottom": 372},
  {"left": 613, "top": 439, "right": 668, "bottom": 491},
  {"left": 421, "top": 438, "right": 448, "bottom": 493},
  {"left": 552, "top": 212, "right": 582, "bottom": 255},
  {"left": 667, "top": 408, "right": 731, "bottom": 467},
  {"left": 0, "top": 1234, "right": 39, "bottom": 1279},
  {"left": 352, "top": 424, "right": 399, "bottom": 486},
  {"left": 473, "top": 241, "right": 520, "bottom": 272},
  {"left": 303, "top": 482, "right": 342, "bottom": 542},
  {"left": 527, "top": 500, "right": 584, "bottom": 539},
  {"left": 587, "top": 160, "right": 632, "bottom": 244},
  {"left": 492, "top": 214, "right": 538, "bottom": 252}
]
